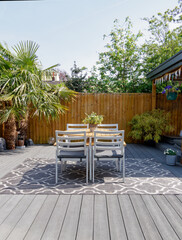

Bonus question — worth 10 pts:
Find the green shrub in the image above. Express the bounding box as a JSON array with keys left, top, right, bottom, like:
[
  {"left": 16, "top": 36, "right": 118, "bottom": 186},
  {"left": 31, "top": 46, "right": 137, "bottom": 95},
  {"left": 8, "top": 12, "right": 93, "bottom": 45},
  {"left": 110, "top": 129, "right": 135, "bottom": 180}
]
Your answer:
[{"left": 129, "top": 109, "right": 173, "bottom": 143}]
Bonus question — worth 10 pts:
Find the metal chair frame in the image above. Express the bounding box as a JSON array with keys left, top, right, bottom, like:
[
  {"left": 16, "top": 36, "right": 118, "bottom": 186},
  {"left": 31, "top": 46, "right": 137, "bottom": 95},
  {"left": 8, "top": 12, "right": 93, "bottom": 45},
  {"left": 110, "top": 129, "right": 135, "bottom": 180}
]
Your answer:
[
  {"left": 92, "top": 130, "right": 125, "bottom": 183},
  {"left": 55, "top": 130, "right": 88, "bottom": 184}
]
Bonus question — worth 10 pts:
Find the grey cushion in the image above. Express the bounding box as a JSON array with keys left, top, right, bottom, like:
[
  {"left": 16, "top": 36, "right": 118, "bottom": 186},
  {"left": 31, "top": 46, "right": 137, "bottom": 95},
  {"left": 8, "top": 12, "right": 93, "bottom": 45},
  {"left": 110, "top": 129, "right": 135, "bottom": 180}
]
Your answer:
[
  {"left": 58, "top": 150, "right": 86, "bottom": 159},
  {"left": 94, "top": 149, "right": 123, "bottom": 158}
]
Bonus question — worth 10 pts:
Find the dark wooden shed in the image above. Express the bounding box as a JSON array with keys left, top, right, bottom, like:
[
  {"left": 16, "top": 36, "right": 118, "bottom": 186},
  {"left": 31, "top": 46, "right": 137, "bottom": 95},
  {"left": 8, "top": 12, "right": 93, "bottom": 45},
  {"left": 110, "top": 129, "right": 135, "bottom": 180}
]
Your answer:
[{"left": 147, "top": 51, "right": 182, "bottom": 161}]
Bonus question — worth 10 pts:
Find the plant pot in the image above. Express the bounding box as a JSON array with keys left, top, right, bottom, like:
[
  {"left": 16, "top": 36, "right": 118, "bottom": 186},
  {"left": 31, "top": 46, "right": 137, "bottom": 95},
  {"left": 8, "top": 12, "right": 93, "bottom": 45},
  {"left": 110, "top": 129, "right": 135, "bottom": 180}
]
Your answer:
[
  {"left": 89, "top": 124, "right": 98, "bottom": 132},
  {"left": 18, "top": 139, "right": 24, "bottom": 147},
  {"left": 166, "top": 92, "right": 177, "bottom": 100},
  {"left": 144, "top": 140, "right": 156, "bottom": 147},
  {"left": 166, "top": 155, "right": 177, "bottom": 166}
]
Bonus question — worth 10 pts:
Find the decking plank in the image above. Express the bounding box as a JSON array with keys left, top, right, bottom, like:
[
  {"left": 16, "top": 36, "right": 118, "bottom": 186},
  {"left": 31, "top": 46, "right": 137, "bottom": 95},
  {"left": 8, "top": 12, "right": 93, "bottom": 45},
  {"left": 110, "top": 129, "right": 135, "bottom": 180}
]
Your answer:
[
  {"left": 76, "top": 195, "right": 94, "bottom": 240},
  {"left": 176, "top": 195, "right": 182, "bottom": 202},
  {"left": 130, "top": 195, "right": 162, "bottom": 240},
  {"left": 41, "top": 195, "right": 70, "bottom": 240},
  {"left": 118, "top": 195, "right": 145, "bottom": 240},
  {"left": 0, "top": 195, "right": 34, "bottom": 240},
  {"left": 24, "top": 195, "right": 58, "bottom": 240},
  {"left": 94, "top": 195, "right": 110, "bottom": 240},
  {"left": 59, "top": 195, "right": 82, "bottom": 240},
  {"left": 165, "top": 195, "right": 182, "bottom": 219},
  {"left": 0, "top": 195, "right": 12, "bottom": 209},
  {"left": 0, "top": 195, "right": 23, "bottom": 225},
  {"left": 0, "top": 146, "right": 48, "bottom": 178},
  {"left": 154, "top": 195, "right": 182, "bottom": 239},
  {"left": 6, "top": 195, "right": 47, "bottom": 240},
  {"left": 106, "top": 195, "right": 127, "bottom": 240},
  {"left": 142, "top": 195, "right": 179, "bottom": 240}
]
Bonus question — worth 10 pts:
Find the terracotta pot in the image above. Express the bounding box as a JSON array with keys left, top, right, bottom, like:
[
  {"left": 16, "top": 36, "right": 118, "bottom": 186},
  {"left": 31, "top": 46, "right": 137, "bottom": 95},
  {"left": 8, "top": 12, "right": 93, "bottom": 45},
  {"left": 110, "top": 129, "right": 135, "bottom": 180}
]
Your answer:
[
  {"left": 89, "top": 124, "right": 98, "bottom": 132},
  {"left": 18, "top": 139, "right": 24, "bottom": 147}
]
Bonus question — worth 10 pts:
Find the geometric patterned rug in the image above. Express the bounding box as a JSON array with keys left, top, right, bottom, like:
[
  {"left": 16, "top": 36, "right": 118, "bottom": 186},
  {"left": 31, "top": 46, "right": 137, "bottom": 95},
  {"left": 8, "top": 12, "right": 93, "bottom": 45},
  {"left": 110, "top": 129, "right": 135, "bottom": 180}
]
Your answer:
[{"left": 0, "top": 157, "right": 182, "bottom": 194}]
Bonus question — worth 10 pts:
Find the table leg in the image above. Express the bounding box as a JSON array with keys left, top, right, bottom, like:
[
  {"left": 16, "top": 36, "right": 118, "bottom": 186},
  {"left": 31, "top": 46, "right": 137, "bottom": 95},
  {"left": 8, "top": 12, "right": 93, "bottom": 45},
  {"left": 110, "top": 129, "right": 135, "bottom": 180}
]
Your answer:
[{"left": 89, "top": 137, "right": 92, "bottom": 181}]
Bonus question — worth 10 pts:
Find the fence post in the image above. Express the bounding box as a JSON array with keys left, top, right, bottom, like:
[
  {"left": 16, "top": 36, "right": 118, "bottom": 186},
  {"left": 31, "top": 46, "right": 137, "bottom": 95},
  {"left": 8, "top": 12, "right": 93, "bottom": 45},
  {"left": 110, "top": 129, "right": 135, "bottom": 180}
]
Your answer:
[{"left": 152, "top": 79, "right": 156, "bottom": 110}]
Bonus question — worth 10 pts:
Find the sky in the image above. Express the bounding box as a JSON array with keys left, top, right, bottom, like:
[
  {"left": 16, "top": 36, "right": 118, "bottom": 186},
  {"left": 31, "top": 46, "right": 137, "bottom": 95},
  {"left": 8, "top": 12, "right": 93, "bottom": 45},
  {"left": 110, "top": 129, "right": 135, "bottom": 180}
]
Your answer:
[{"left": 0, "top": 0, "right": 179, "bottom": 74}]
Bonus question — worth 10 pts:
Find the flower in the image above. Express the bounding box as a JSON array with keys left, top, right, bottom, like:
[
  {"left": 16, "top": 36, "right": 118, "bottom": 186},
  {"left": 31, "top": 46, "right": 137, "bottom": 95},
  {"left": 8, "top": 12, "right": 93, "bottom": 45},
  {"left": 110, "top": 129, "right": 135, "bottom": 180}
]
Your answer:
[
  {"left": 165, "top": 85, "right": 172, "bottom": 89},
  {"left": 162, "top": 81, "right": 181, "bottom": 94},
  {"left": 164, "top": 148, "right": 176, "bottom": 155}
]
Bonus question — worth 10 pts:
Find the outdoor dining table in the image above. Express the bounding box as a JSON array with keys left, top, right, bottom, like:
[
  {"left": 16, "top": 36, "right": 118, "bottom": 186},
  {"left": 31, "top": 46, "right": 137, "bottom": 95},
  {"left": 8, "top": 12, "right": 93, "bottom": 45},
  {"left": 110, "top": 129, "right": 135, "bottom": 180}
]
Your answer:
[
  {"left": 63, "top": 128, "right": 126, "bottom": 144},
  {"left": 63, "top": 128, "right": 126, "bottom": 180}
]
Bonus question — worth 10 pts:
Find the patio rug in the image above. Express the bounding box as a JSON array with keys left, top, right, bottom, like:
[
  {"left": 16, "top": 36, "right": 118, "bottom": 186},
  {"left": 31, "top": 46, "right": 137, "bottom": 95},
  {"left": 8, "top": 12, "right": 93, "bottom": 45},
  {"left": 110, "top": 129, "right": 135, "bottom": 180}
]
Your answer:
[{"left": 0, "top": 157, "right": 182, "bottom": 194}]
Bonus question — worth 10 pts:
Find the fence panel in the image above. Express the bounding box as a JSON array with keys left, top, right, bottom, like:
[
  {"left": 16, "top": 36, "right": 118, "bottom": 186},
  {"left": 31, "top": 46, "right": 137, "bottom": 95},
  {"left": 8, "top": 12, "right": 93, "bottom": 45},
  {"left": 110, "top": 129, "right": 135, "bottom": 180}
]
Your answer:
[
  {"left": 1, "top": 93, "right": 181, "bottom": 144},
  {"left": 27, "top": 93, "right": 152, "bottom": 143},
  {"left": 156, "top": 93, "right": 182, "bottom": 136}
]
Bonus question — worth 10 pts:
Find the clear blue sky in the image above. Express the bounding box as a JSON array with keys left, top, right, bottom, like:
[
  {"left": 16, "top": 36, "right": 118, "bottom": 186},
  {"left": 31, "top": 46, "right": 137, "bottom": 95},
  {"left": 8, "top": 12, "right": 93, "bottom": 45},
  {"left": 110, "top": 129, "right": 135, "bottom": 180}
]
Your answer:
[{"left": 0, "top": 0, "right": 179, "bottom": 74}]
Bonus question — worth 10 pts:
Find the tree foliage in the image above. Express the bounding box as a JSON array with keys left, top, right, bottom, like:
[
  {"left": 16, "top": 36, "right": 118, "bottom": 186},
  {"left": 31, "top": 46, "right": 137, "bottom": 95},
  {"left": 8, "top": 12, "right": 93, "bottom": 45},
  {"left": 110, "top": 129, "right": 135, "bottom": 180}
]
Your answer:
[
  {"left": 0, "top": 41, "right": 75, "bottom": 123},
  {"left": 64, "top": 61, "right": 87, "bottom": 92},
  {"left": 0, "top": 41, "right": 75, "bottom": 148},
  {"left": 94, "top": 17, "right": 142, "bottom": 93},
  {"left": 80, "top": 1, "right": 182, "bottom": 93},
  {"left": 142, "top": 0, "right": 182, "bottom": 74}
]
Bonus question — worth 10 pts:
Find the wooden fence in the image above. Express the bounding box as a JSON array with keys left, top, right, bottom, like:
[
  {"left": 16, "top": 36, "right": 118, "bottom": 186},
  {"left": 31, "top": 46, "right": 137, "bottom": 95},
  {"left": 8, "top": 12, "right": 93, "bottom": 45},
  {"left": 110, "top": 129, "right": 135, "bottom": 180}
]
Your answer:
[
  {"left": 157, "top": 93, "right": 182, "bottom": 136},
  {"left": 1, "top": 93, "right": 181, "bottom": 144},
  {"left": 27, "top": 93, "right": 152, "bottom": 143}
]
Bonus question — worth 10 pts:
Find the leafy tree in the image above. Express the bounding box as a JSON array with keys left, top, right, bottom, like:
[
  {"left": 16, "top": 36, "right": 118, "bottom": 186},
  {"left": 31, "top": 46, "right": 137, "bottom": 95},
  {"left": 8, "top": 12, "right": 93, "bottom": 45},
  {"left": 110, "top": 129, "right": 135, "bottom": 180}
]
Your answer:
[
  {"left": 93, "top": 17, "right": 142, "bottom": 93},
  {"left": 86, "top": 1, "right": 182, "bottom": 93},
  {"left": 0, "top": 41, "right": 75, "bottom": 149},
  {"left": 65, "top": 61, "right": 87, "bottom": 92},
  {"left": 142, "top": 0, "right": 182, "bottom": 75}
]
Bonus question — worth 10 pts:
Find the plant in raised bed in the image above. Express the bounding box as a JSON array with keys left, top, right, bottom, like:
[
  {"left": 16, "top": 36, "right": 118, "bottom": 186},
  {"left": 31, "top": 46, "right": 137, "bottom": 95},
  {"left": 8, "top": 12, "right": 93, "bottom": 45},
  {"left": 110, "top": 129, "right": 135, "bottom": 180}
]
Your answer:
[{"left": 129, "top": 109, "right": 173, "bottom": 144}]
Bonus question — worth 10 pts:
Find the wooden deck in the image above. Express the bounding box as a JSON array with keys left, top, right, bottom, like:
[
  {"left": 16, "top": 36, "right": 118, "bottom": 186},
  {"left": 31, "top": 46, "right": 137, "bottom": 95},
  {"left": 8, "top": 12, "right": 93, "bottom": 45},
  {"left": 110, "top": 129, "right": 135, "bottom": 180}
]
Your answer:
[
  {"left": 0, "top": 145, "right": 182, "bottom": 240},
  {"left": 0, "top": 194, "right": 182, "bottom": 240}
]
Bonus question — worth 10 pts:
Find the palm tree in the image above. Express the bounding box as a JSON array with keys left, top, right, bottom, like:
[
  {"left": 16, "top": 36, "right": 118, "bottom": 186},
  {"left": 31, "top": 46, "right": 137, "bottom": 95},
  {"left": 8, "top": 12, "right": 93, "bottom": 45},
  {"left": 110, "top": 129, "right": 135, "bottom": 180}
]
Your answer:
[{"left": 0, "top": 41, "right": 75, "bottom": 149}]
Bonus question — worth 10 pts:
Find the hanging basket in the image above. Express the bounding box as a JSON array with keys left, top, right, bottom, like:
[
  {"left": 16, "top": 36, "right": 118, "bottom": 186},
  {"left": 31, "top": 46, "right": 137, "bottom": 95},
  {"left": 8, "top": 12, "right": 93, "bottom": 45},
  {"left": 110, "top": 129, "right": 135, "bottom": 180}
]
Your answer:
[{"left": 166, "top": 92, "right": 178, "bottom": 100}]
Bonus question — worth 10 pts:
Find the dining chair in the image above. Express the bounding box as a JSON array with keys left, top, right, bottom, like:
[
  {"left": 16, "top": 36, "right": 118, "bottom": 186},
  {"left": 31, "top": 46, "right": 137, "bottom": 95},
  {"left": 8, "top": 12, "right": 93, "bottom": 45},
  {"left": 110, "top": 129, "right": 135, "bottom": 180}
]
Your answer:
[
  {"left": 66, "top": 124, "right": 89, "bottom": 130},
  {"left": 92, "top": 130, "right": 125, "bottom": 183},
  {"left": 97, "top": 124, "right": 118, "bottom": 130},
  {"left": 55, "top": 130, "right": 88, "bottom": 184}
]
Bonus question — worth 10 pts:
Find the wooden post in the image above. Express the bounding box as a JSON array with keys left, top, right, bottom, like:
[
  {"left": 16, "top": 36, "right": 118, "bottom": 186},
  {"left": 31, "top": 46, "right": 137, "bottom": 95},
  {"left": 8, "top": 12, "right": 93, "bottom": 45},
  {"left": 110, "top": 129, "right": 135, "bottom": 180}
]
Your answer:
[
  {"left": 152, "top": 79, "right": 156, "bottom": 110},
  {"left": 181, "top": 131, "right": 182, "bottom": 163},
  {"left": 181, "top": 141, "right": 182, "bottom": 163}
]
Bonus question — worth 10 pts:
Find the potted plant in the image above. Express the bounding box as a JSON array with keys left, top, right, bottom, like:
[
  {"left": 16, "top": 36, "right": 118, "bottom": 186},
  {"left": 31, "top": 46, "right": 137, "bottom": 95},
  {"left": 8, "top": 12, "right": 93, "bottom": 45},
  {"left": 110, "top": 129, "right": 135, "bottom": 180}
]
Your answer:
[
  {"left": 83, "top": 112, "right": 103, "bottom": 132},
  {"left": 17, "top": 134, "right": 25, "bottom": 148},
  {"left": 164, "top": 148, "right": 177, "bottom": 165},
  {"left": 129, "top": 109, "right": 173, "bottom": 144},
  {"left": 162, "top": 81, "right": 181, "bottom": 100}
]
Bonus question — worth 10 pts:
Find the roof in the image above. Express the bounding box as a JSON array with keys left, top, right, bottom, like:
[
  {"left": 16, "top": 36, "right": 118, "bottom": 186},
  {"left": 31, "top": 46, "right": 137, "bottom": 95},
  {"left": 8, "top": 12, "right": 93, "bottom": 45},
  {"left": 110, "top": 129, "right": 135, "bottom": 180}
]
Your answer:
[{"left": 147, "top": 50, "right": 182, "bottom": 80}]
